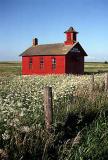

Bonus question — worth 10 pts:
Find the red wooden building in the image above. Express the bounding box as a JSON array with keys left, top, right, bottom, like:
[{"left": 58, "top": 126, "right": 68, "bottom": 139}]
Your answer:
[{"left": 20, "top": 27, "right": 87, "bottom": 75}]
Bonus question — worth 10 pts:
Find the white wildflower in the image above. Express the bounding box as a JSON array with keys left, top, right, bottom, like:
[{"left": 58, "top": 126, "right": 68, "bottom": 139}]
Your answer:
[
  {"left": 21, "top": 126, "right": 30, "bottom": 133},
  {"left": 2, "top": 130, "right": 10, "bottom": 140}
]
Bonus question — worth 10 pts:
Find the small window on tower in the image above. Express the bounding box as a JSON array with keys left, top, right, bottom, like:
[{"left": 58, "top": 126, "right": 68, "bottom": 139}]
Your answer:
[
  {"left": 40, "top": 56, "right": 44, "bottom": 69},
  {"left": 29, "top": 57, "right": 32, "bottom": 69},
  {"left": 52, "top": 57, "right": 56, "bottom": 69}
]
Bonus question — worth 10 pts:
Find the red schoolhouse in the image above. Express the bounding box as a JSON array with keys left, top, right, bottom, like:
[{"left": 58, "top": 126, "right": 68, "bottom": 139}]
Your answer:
[{"left": 20, "top": 27, "right": 87, "bottom": 75}]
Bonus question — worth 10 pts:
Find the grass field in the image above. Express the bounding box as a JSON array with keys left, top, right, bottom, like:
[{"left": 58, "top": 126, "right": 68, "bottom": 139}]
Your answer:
[
  {"left": 85, "top": 62, "right": 108, "bottom": 73},
  {"left": 0, "top": 73, "right": 108, "bottom": 159},
  {"left": 1, "top": 61, "right": 108, "bottom": 159},
  {"left": 0, "top": 61, "right": 21, "bottom": 76},
  {"left": 0, "top": 61, "right": 108, "bottom": 75}
]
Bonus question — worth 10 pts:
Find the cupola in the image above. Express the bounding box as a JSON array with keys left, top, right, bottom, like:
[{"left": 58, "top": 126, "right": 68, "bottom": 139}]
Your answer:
[{"left": 64, "top": 27, "right": 78, "bottom": 45}]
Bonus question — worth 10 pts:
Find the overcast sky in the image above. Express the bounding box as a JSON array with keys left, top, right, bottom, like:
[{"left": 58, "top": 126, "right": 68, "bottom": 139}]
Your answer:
[{"left": 0, "top": 0, "right": 108, "bottom": 61}]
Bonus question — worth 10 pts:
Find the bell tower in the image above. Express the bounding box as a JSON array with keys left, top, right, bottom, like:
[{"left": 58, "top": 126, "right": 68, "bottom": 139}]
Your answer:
[{"left": 64, "top": 27, "right": 78, "bottom": 45}]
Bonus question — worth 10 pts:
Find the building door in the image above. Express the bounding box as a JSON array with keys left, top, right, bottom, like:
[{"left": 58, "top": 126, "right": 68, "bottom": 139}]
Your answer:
[{"left": 71, "top": 56, "right": 84, "bottom": 74}]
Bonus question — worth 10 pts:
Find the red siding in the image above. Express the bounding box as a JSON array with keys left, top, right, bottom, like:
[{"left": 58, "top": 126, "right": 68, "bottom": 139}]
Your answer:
[
  {"left": 22, "top": 55, "right": 65, "bottom": 75},
  {"left": 64, "top": 32, "right": 77, "bottom": 45}
]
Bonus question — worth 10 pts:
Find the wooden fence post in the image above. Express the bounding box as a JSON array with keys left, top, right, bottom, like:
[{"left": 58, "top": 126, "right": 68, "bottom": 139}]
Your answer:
[
  {"left": 91, "top": 74, "right": 94, "bottom": 91},
  {"left": 105, "top": 73, "right": 108, "bottom": 91},
  {"left": 44, "top": 86, "right": 53, "bottom": 132}
]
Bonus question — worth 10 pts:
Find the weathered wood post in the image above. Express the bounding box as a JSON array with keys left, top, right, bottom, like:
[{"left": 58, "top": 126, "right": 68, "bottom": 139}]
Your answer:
[
  {"left": 91, "top": 74, "right": 94, "bottom": 91},
  {"left": 44, "top": 86, "right": 53, "bottom": 132},
  {"left": 105, "top": 73, "right": 108, "bottom": 91}
]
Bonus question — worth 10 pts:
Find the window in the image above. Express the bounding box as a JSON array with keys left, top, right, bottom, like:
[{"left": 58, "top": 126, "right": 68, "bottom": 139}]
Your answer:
[
  {"left": 40, "top": 56, "right": 44, "bottom": 69},
  {"left": 29, "top": 57, "right": 32, "bottom": 69},
  {"left": 52, "top": 57, "right": 56, "bottom": 69}
]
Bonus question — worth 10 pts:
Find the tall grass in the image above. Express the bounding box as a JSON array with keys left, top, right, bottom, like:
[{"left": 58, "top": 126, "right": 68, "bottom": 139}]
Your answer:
[{"left": 0, "top": 74, "right": 108, "bottom": 159}]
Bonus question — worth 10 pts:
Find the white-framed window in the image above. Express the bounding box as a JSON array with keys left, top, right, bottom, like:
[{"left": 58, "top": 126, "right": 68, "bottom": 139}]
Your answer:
[
  {"left": 29, "top": 57, "right": 32, "bottom": 69},
  {"left": 52, "top": 57, "right": 56, "bottom": 69},
  {"left": 40, "top": 56, "right": 44, "bottom": 69}
]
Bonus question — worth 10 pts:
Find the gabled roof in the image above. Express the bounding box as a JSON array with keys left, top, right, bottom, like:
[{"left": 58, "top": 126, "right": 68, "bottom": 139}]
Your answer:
[{"left": 20, "top": 42, "right": 87, "bottom": 56}]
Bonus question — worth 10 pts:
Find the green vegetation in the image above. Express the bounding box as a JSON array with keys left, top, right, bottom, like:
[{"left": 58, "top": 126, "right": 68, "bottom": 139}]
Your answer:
[
  {"left": 0, "top": 61, "right": 108, "bottom": 75},
  {"left": 85, "top": 62, "right": 108, "bottom": 73},
  {"left": 0, "top": 61, "right": 21, "bottom": 76},
  {"left": 0, "top": 62, "right": 108, "bottom": 159},
  {"left": 0, "top": 74, "right": 108, "bottom": 159}
]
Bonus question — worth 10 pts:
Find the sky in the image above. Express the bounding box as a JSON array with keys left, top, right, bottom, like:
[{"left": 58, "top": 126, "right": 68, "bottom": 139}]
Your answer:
[{"left": 0, "top": 0, "right": 108, "bottom": 61}]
